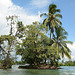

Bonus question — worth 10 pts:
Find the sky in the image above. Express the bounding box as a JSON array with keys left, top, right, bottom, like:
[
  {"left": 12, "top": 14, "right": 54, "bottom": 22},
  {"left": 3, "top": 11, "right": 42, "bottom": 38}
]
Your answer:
[{"left": 0, "top": 0, "right": 75, "bottom": 61}]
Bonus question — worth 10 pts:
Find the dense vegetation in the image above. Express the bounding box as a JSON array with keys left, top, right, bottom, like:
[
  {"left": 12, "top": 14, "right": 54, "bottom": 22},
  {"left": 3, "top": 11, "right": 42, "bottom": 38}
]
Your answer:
[
  {"left": 59, "top": 61, "right": 75, "bottom": 66},
  {"left": 0, "top": 4, "right": 72, "bottom": 69}
]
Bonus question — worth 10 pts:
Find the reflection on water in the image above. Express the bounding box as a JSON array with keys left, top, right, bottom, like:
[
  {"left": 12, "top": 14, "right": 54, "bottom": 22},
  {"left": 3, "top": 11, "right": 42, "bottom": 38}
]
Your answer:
[{"left": 0, "top": 66, "right": 75, "bottom": 75}]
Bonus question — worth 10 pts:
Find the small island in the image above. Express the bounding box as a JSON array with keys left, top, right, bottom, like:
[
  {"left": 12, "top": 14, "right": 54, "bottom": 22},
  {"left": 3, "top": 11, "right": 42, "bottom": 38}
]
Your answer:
[{"left": 0, "top": 3, "right": 72, "bottom": 69}]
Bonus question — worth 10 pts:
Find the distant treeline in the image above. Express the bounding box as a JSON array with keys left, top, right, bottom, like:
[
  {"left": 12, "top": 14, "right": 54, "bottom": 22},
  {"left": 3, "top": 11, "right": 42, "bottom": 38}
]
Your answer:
[{"left": 59, "top": 61, "right": 75, "bottom": 66}]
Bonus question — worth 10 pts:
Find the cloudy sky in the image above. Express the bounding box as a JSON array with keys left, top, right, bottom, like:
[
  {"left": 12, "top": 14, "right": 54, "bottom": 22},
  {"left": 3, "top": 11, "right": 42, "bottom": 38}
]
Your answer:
[{"left": 0, "top": 0, "right": 75, "bottom": 61}]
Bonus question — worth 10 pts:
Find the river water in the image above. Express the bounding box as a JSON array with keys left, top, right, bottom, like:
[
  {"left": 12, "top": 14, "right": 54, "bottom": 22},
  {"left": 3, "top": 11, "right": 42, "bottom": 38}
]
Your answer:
[{"left": 0, "top": 65, "right": 75, "bottom": 75}]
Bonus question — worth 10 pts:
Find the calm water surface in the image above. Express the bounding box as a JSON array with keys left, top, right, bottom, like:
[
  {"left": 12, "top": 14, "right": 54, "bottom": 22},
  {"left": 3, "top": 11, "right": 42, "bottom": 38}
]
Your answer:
[{"left": 0, "top": 65, "right": 75, "bottom": 75}]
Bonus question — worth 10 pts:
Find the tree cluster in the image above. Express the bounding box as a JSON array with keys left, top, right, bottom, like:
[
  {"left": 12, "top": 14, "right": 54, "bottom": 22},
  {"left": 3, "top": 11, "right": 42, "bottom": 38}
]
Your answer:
[{"left": 0, "top": 4, "right": 72, "bottom": 69}]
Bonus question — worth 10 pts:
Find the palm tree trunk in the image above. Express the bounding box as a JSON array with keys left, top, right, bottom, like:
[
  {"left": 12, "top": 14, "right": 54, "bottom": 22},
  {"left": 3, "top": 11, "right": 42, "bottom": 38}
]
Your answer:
[
  {"left": 57, "top": 43, "right": 59, "bottom": 57},
  {"left": 50, "top": 31, "right": 51, "bottom": 46}
]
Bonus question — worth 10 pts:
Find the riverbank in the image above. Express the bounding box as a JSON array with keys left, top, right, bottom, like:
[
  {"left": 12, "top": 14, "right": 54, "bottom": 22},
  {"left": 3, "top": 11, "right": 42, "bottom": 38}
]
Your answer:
[{"left": 18, "top": 64, "right": 62, "bottom": 70}]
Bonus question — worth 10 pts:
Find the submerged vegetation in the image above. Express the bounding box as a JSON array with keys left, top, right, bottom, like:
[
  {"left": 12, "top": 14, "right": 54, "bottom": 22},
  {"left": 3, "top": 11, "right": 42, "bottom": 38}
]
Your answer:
[{"left": 0, "top": 4, "right": 72, "bottom": 69}]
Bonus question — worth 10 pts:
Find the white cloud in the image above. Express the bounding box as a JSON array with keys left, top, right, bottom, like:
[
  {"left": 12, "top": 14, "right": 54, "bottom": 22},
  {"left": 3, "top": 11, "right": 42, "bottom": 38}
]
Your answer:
[
  {"left": 0, "top": 0, "right": 12, "bottom": 10},
  {"left": 67, "top": 42, "right": 75, "bottom": 60},
  {"left": 0, "top": 0, "right": 41, "bottom": 35},
  {"left": 31, "top": 0, "right": 51, "bottom": 8},
  {"left": 67, "top": 42, "right": 75, "bottom": 51}
]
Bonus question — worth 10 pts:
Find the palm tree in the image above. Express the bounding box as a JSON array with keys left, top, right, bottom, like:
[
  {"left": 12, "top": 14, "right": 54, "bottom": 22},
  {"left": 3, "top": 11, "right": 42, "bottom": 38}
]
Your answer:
[
  {"left": 40, "top": 4, "right": 62, "bottom": 42},
  {"left": 51, "top": 27, "right": 72, "bottom": 60}
]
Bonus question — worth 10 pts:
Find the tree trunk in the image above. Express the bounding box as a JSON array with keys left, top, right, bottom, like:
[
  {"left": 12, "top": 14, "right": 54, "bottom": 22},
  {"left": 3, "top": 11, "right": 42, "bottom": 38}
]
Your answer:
[
  {"left": 50, "top": 31, "right": 51, "bottom": 43},
  {"left": 44, "top": 58, "right": 46, "bottom": 64}
]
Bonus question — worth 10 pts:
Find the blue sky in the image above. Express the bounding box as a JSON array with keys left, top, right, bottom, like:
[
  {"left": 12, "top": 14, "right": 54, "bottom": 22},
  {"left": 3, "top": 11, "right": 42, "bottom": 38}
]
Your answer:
[
  {"left": 0, "top": 0, "right": 75, "bottom": 61},
  {"left": 12, "top": 0, "right": 75, "bottom": 42}
]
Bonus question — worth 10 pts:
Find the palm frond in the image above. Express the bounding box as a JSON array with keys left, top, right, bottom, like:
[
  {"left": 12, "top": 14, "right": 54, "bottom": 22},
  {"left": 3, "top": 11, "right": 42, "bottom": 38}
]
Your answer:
[
  {"left": 58, "top": 36, "right": 67, "bottom": 40},
  {"left": 64, "top": 49, "right": 71, "bottom": 59},
  {"left": 64, "top": 41, "right": 73, "bottom": 44},
  {"left": 44, "top": 17, "right": 50, "bottom": 27},
  {"left": 54, "top": 14, "right": 62, "bottom": 18},
  {"left": 55, "top": 9, "right": 60, "bottom": 13},
  {"left": 60, "top": 43, "right": 71, "bottom": 59},
  {"left": 55, "top": 18, "right": 62, "bottom": 26},
  {"left": 40, "top": 13, "right": 48, "bottom": 17},
  {"left": 52, "top": 19, "right": 58, "bottom": 28},
  {"left": 43, "top": 18, "right": 49, "bottom": 25},
  {"left": 51, "top": 43, "right": 57, "bottom": 48},
  {"left": 64, "top": 45, "right": 71, "bottom": 52},
  {"left": 51, "top": 38, "right": 56, "bottom": 42},
  {"left": 49, "top": 4, "right": 57, "bottom": 12}
]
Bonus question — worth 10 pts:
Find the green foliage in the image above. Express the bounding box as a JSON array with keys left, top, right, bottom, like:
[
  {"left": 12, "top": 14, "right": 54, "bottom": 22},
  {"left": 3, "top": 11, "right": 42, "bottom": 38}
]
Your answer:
[
  {"left": 6, "top": 15, "right": 18, "bottom": 35},
  {"left": 16, "top": 24, "right": 47, "bottom": 65},
  {"left": 16, "top": 21, "right": 25, "bottom": 38},
  {"left": 15, "top": 22, "right": 61, "bottom": 66},
  {"left": 3, "top": 56, "right": 12, "bottom": 68},
  {"left": 64, "top": 61, "right": 75, "bottom": 66},
  {"left": 0, "top": 15, "right": 18, "bottom": 68},
  {"left": 59, "top": 61, "right": 75, "bottom": 66},
  {"left": 51, "top": 27, "right": 73, "bottom": 59},
  {"left": 40, "top": 3, "right": 62, "bottom": 36},
  {"left": 0, "top": 4, "right": 73, "bottom": 68}
]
